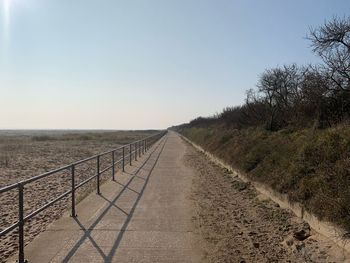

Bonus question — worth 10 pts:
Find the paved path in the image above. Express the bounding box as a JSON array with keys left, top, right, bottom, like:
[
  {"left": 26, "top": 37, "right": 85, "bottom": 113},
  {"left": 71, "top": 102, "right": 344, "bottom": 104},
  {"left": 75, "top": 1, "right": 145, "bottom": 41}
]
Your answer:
[{"left": 18, "top": 132, "right": 201, "bottom": 263}]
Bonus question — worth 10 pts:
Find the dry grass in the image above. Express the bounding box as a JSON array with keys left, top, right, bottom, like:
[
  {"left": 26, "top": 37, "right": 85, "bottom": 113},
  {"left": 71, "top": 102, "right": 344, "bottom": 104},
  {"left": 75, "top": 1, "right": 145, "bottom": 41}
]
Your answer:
[{"left": 180, "top": 125, "right": 350, "bottom": 234}]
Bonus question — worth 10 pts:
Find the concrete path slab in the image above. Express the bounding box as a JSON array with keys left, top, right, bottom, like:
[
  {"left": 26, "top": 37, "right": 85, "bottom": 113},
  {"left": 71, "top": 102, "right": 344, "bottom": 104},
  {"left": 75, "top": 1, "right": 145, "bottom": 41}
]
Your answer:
[{"left": 13, "top": 132, "right": 201, "bottom": 263}]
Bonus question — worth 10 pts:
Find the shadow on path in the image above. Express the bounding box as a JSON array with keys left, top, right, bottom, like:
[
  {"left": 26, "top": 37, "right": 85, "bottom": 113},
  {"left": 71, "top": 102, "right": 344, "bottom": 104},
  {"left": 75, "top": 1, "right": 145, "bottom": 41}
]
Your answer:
[{"left": 62, "top": 137, "right": 168, "bottom": 262}]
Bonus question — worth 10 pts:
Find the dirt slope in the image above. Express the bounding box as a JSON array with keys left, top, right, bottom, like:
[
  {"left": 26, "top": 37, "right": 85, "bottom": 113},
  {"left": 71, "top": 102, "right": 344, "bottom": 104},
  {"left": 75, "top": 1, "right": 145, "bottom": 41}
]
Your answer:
[{"left": 184, "top": 141, "right": 350, "bottom": 263}]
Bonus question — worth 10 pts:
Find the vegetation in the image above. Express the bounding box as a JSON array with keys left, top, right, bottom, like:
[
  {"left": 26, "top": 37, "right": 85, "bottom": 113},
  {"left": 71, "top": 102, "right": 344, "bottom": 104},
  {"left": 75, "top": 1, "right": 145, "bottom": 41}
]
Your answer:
[{"left": 173, "top": 17, "right": 350, "bottom": 232}]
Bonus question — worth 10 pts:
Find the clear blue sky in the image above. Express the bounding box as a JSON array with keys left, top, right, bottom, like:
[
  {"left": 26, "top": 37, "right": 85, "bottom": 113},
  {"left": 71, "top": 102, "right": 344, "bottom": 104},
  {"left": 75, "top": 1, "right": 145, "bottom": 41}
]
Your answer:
[{"left": 0, "top": 0, "right": 348, "bottom": 129}]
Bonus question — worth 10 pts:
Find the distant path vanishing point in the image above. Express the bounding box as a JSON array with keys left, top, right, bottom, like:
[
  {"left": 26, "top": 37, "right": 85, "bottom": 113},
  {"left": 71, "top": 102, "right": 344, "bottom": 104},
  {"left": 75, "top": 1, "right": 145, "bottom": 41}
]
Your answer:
[{"left": 11, "top": 132, "right": 202, "bottom": 263}]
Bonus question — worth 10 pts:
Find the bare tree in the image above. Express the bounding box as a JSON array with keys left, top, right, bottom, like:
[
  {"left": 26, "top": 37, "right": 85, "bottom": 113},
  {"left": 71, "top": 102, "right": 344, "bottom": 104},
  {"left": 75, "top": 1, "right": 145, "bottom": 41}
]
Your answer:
[
  {"left": 299, "top": 65, "right": 330, "bottom": 127},
  {"left": 309, "top": 16, "right": 350, "bottom": 92},
  {"left": 256, "top": 65, "right": 303, "bottom": 130}
]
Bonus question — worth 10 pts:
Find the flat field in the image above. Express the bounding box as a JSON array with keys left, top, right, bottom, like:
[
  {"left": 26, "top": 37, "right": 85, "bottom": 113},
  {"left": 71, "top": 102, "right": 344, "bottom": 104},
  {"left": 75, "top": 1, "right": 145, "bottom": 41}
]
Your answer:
[{"left": 0, "top": 129, "right": 158, "bottom": 262}]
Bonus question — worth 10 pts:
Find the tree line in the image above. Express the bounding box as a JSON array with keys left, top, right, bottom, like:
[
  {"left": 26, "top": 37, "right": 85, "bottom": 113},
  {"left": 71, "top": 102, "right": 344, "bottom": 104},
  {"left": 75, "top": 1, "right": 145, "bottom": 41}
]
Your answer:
[{"left": 181, "top": 17, "right": 350, "bottom": 131}]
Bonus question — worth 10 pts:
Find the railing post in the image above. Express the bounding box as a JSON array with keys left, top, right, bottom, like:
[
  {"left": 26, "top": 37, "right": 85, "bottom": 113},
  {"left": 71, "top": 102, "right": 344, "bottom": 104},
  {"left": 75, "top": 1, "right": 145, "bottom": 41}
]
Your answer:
[
  {"left": 139, "top": 141, "right": 141, "bottom": 157},
  {"left": 136, "top": 141, "right": 138, "bottom": 157},
  {"left": 97, "top": 155, "right": 100, "bottom": 195},
  {"left": 122, "top": 147, "right": 125, "bottom": 172},
  {"left": 112, "top": 151, "right": 115, "bottom": 181},
  {"left": 129, "top": 144, "right": 132, "bottom": 165},
  {"left": 71, "top": 165, "right": 76, "bottom": 217},
  {"left": 135, "top": 143, "right": 137, "bottom": 161},
  {"left": 18, "top": 183, "right": 27, "bottom": 263}
]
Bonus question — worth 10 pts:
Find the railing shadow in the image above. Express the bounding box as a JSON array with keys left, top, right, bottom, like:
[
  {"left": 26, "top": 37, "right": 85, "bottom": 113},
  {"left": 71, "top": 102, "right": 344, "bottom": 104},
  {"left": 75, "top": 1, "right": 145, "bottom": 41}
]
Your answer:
[{"left": 61, "top": 137, "right": 167, "bottom": 263}]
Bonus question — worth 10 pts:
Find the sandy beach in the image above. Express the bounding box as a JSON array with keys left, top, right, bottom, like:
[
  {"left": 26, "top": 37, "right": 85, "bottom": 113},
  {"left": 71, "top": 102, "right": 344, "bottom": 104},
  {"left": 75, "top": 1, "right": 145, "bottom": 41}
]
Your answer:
[{"left": 0, "top": 130, "right": 156, "bottom": 262}]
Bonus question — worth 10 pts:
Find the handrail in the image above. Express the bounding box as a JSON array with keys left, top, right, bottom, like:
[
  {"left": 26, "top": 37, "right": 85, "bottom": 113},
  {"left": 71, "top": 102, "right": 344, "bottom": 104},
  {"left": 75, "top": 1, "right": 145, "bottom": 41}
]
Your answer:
[
  {"left": 0, "top": 130, "right": 167, "bottom": 263},
  {"left": 0, "top": 182, "right": 18, "bottom": 194}
]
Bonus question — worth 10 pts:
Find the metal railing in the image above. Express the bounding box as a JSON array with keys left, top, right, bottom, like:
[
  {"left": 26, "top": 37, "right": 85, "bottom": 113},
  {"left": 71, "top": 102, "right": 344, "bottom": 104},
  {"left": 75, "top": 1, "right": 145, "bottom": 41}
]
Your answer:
[{"left": 0, "top": 131, "right": 167, "bottom": 263}]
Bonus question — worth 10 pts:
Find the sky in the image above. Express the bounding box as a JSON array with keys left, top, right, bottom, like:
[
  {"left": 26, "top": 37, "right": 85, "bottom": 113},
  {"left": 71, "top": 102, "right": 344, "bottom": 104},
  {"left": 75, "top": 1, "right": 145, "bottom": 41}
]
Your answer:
[{"left": 0, "top": 0, "right": 349, "bottom": 130}]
